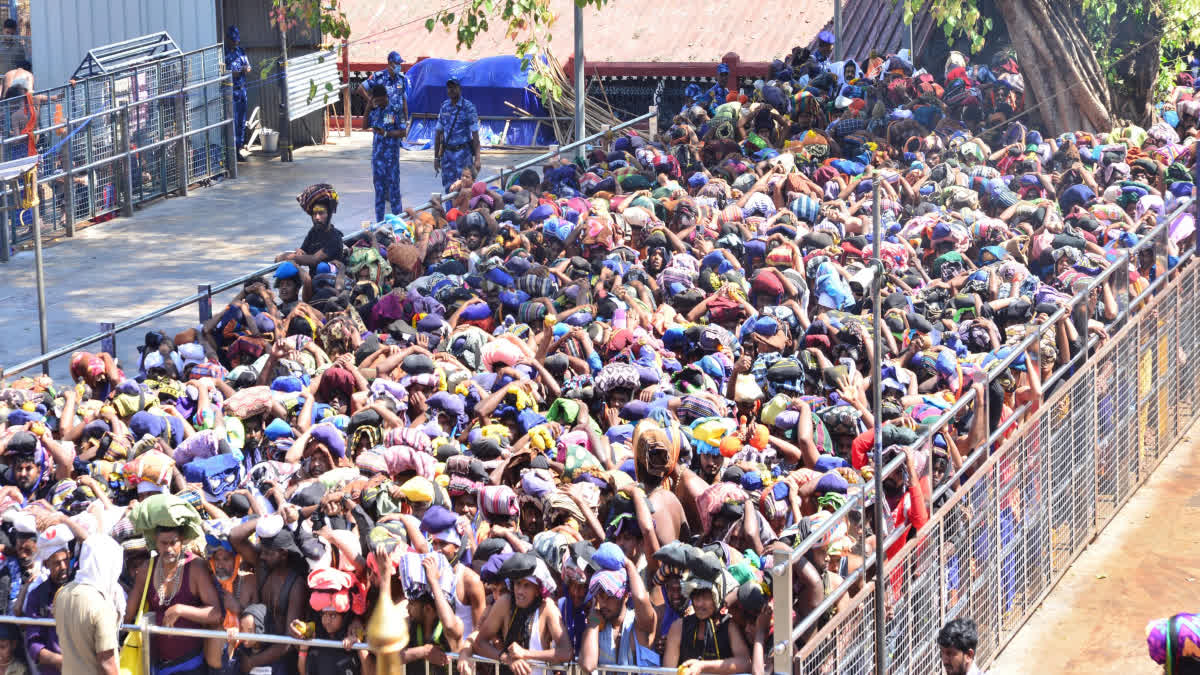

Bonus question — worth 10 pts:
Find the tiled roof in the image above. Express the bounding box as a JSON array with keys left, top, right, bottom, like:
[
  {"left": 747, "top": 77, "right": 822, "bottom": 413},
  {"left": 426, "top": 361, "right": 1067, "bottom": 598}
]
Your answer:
[{"left": 340, "top": 0, "right": 931, "bottom": 68}]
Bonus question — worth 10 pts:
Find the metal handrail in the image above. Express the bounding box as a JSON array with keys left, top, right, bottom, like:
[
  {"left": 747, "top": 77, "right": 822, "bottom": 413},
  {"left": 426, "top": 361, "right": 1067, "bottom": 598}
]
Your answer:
[
  {"left": 0, "top": 72, "right": 233, "bottom": 149},
  {"left": 0, "top": 44, "right": 227, "bottom": 147},
  {"left": 0, "top": 613, "right": 742, "bottom": 675},
  {"left": 0, "top": 107, "right": 657, "bottom": 379}
]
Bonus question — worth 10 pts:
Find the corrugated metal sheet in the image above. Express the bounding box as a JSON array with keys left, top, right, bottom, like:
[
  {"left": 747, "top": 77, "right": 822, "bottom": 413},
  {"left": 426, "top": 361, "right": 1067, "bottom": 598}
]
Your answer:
[
  {"left": 32, "top": 0, "right": 217, "bottom": 89},
  {"left": 340, "top": 0, "right": 833, "bottom": 65},
  {"left": 287, "top": 49, "right": 341, "bottom": 121},
  {"left": 819, "top": 0, "right": 936, "bottom": 64}
]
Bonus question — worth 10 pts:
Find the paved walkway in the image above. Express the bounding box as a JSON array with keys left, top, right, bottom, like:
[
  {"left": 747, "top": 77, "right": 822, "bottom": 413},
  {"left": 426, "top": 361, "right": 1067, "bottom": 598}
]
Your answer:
[
  {"left": 990, "top": 421, "right": 1200, "bottom": 672},
  {"left": 0, "top": 132, "right": 537, "bottom": 379}
]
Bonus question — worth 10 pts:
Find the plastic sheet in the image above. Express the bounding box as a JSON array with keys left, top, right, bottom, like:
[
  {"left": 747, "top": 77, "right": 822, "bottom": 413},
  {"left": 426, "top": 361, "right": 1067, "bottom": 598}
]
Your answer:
[{"left": 403, "top": 56, "right": 557, "bottom": 147}]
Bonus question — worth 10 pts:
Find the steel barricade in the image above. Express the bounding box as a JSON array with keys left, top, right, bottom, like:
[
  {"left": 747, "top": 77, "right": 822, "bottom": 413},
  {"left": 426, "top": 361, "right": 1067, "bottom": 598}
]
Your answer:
[
  {"left": 790, "top": 233, "right": 1199, "bottom": 673},
  {"left": 0, "top": 614, "right": 760, "bottom": 675},
  {"left": 0, "top": 44, "right": 231, "bottom": 254}
]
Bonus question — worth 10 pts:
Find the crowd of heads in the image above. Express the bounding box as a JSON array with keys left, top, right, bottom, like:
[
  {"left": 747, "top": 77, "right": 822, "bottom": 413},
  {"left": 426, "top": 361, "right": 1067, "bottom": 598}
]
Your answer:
[{"left": 0, "top": 38, "right": 1196, "bottom": 675}]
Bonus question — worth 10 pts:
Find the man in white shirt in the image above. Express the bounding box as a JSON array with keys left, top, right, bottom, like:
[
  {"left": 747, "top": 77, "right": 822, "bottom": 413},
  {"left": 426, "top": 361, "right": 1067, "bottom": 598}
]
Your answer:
[{"left": 938, "top": 617, "right": 985, "bottom": 675}]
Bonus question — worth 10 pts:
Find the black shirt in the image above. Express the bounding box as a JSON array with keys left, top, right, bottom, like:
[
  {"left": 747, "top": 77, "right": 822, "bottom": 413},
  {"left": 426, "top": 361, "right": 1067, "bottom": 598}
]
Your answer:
[{"left": 300, "top": 224, "right": 346, "bottom": 270}]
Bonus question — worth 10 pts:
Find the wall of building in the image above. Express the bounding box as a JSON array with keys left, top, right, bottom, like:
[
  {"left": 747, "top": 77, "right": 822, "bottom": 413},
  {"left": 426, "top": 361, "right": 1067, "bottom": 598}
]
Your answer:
[{"left": 32, "top": 0, "right": 217, "bottom": 89}]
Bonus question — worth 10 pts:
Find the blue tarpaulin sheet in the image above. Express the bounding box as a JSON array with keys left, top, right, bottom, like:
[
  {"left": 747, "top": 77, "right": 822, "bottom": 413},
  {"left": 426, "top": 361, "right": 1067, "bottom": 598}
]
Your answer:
[{"left": 404, "top": 56, "right": 557, "bottom": 148}]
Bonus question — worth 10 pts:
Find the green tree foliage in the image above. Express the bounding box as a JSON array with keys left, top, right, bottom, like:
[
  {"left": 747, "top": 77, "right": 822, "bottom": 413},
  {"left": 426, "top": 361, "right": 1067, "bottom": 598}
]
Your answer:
[
  {"left": 423, "top": 0, "right": 609, "bottom": 100},
  {"left": 269, "top": 0, "right": 352, "bottom": 41},
  {"left": 904, "top": 0, "right": 1200, "bottom": 116}
]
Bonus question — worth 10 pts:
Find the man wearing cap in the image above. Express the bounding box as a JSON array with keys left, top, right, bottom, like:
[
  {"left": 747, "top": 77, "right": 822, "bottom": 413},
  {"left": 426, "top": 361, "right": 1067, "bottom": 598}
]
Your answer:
[
  {"left": 422, "top": 505, "right": 487, "bottom": 638},
  {"left": 703, "top": 63, "right": 732, "bottom": 113},
  {"left": 359, "top": 51, "right": 409, "bottom": 124},
  {"left": 578, "top": 547, "right": 658, "bottom": 672},
  {"left": 815, "top": 30, "right": 836, "bottom": 62},
  {"left": 435, "top": 75, "right": 480, "bottom": 192},
  {"left": 224, "top": 25, "right": 252, "bottom": 161},
  {"left": 22, "top": 514, "right": 81, "bottom": 675},
  {"left": 367, "top": 83, "right": 406, "bottom": 222},
  {"left": 273, "top": 260, "right": 308, "bottom": 316}
]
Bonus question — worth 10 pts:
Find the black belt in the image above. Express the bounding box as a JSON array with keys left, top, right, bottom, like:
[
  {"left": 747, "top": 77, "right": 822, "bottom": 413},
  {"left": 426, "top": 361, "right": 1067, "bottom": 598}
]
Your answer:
[{"left": 444, "top": 142, "right": 470, "bottom": 151}]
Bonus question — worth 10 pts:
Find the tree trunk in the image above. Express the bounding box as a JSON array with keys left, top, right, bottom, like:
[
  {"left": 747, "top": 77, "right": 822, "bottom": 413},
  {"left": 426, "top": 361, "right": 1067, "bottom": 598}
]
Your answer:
[
  {"left": 998, "top": 0, "right": 1113, "bottom": 134},
  {"left": 1113, "top": 3, "right": 1163, "bottom": 126}
]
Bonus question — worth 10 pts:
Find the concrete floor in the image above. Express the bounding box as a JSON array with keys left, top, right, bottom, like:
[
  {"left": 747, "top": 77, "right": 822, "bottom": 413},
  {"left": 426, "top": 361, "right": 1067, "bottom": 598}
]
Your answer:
[
  {"left": 0, "top": 132, "right": 537, "bottom": 380},
  {"left": 990, "top": 420, "right": 1200, "bottom": 673}
]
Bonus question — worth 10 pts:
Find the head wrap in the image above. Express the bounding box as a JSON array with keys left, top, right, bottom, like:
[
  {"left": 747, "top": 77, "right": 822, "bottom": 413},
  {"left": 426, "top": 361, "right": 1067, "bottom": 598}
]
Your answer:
[
  {"left": 34, "top": 522, "right": 75, "bottom": 564},
  {"left": 697, "top": 482, "right": 749, "bottom": 534},
  {"left": 479, "top": 485, "right": 519, "bottom": 518},
  {"left": 543, "top": 492, "right": 586, "bottom": 525},
  {"left": 1146, "top": 612, "right": 1200, "bottom": 665},
  {"left": 632, "top": 419, "right": 683, "bottom": 480},
  {"left": 586, "top": 567, "right": 629, "bottom": 603},
  {"left": 75, "top": 534, "right": 126, "bottom": 618}
]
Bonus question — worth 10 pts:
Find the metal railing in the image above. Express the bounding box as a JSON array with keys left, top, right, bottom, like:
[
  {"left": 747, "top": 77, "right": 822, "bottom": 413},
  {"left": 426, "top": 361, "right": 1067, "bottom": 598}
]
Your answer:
[
  {"left": 784, "top": 202, "right": 1197, "bottom": 672},
  {"left": 0, "top": 614, "right": 752, "bottom": 675},
  {"left": 0, "top": 106, "right": 657, "bottom": 379},
  {"left": 0, "top": 43, "right": 233, "bottom": 259}
]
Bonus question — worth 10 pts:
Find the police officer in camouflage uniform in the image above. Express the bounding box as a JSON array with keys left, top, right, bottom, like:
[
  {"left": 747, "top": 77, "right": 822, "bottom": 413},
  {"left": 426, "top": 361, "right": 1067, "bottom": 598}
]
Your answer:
[
  {"left": 367, "top": 84, "right": 405, "bottom": 221},
  {"left": 434, "top": 75, "right": 480, "bottom": 192},
  {"left": 224, "top": 25, "right": 251, "bottom": 161}
]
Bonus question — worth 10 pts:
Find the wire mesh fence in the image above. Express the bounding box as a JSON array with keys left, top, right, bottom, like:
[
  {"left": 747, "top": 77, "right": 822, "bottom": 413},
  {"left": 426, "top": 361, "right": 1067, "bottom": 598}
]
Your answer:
[
  {"left": 794, "top": 251, "right": 1200, "bottom": 673},
  {"left": 0, "top": 44, "right": 232, "bottom": 256}
]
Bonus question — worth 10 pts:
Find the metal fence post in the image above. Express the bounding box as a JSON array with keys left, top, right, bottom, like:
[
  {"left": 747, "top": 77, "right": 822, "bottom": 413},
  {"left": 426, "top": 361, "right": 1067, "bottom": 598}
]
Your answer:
[
  {"left": 140, "top": 616, "right": 152, "bottom": 675},
  {"left": 29, "top": 176, "right": 48, "bottom": 376},
  {"left": 648, "top": 106, "right": 658, "bottom": 139},
  {"left": 118, "top": 106, "right": 134, "bottom": 217},
  {"left": 100, "top": 322, "right": 116, "bottom": 358},
  {"left": 176, "top": 93, "right": 190, "bottom": 196},
  {"left": 198, "top": 284, "right": 213, "bottom": 323},
  {"left": 222, "top": 84, "right": 237, "bottom": 180},
  {"left": 62, "top": 137, "right": 75, "bottom": 237},
  {"left": 771, "top": 557, "right": 793, "bottom": 674},
  {"left": 0, "top": 180, "right": 9, "bottom": 263}
]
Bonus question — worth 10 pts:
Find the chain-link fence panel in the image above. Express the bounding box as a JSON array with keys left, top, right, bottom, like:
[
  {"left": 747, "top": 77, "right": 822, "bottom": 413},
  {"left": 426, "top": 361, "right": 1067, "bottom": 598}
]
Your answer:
[
  {"left": 0, "top": 45, "right": 230, "bottom": 250},
  {"left": 789, "top": 253, "right": 1200, "bottom": 674}
]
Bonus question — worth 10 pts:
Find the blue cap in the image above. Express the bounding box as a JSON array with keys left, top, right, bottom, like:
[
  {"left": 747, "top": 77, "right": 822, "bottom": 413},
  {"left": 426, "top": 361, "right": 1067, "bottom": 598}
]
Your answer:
[
  {"left": 315, "top": 262, "right": 333, "bottom": 275},
  {"left": 446, "top": 75, "right": 461, "bottom": 85},
  {"left": 818, "top": 30, "right": 836, "bottom": 44},
  {"left": 275, "top": 261, "right": 299, "bottom": 280},
  {"left": 388, "top": 51, "right": 403, "bottom": 64},
  {"left": 716, "top": 63, "right": 730, "bottom": 74}
]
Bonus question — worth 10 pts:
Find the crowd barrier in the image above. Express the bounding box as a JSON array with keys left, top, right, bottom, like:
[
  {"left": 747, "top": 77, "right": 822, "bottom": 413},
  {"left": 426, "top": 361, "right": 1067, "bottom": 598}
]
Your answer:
[
  {"left": 785, "top": 202, "right": 1198, "bottom": 673},
  {"left": 0, "top": 43, "right": 233, "bottom": 259},
  {"left": 0, "top": 106, "right": 657, "bottom": 378},
  {"left": 0, "top": 614, "right": 752, "bottom": 675}
]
